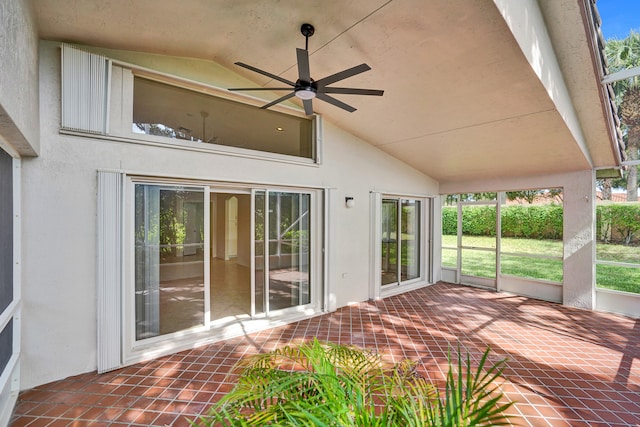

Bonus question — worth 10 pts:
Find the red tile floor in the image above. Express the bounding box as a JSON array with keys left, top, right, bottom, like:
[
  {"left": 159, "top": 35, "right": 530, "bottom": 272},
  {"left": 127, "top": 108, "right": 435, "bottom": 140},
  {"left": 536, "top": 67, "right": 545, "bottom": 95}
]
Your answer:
[{"left": 11, "top": 282, "right": 640, "bottom": 426}]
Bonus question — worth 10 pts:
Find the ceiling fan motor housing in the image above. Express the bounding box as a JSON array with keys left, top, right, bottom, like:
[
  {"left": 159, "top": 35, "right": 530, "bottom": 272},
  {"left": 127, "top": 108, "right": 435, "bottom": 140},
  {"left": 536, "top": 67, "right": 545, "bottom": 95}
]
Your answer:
[
  {"left": 301, "top": 23, "right": 315, "bottom": 38},
  {"left": 295, "top": 79, "right": 317, "bottom": 99}
]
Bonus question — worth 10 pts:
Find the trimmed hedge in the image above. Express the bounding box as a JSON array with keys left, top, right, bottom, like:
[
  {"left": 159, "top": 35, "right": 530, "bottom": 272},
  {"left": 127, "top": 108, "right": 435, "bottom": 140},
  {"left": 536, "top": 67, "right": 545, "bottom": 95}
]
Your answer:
[
  {"left": 441, "top": 207, "right": 457, "bottom": 236},
  {"left": 502, "top": 205, "right": 563, "bottom": 239},
  {"left": 462, "top": 206, "right": 497, "bottom": 237},
  {"left": 443, "top": 204, "right": 640, "bottom": 244},
  {"left": 443, "top": 205, "right": 561, "bottom": 240}
]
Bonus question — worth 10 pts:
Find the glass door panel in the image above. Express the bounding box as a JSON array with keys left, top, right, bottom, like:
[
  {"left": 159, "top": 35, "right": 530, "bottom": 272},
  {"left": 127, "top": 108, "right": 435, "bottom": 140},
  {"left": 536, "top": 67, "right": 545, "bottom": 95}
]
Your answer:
[
  {"left": 381, "top": 199, "right": 398, "bottom": 285},
  {"left": 381, "top": 198, "right": 422, "bottom": 287},
  {"left": 401, "top": 199, "right": 420, "bottom": 281},
  {"left": 268, "top": 192, "right": 311, "bottom": 310},
  {"left": 254, "top": 190, "right": 266, "bottom": 315},
  {"left": 134, "top": 185, "right": 205, "bottom": 339}
]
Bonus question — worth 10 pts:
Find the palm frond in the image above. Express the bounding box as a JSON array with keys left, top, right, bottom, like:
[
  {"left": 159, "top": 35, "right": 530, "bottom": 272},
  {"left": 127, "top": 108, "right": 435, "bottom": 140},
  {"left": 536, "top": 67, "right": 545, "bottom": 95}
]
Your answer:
[{"left": 192, "top": 340, "right": 517, "bottom": 427}]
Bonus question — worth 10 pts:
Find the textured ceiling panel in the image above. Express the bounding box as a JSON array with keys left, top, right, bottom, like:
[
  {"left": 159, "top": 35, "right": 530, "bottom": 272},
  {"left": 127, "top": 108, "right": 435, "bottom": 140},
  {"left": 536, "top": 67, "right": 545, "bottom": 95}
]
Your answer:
[{"left": 32, "top": 0, "right": 613, "bottom": 183}]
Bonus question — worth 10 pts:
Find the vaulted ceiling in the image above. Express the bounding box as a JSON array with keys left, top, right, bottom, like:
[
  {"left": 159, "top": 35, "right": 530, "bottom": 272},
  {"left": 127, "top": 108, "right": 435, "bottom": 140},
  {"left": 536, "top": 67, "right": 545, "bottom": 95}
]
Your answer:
[{"left": 31, "top": 0, "right": 619, "bottom": 185}]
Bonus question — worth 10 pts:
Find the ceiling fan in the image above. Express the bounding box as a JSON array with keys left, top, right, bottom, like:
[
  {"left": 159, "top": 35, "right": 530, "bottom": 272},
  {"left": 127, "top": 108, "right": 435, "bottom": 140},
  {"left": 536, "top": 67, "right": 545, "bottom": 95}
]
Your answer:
[{"left": 229, "top": 23, "right": 384, "bottom": 115}]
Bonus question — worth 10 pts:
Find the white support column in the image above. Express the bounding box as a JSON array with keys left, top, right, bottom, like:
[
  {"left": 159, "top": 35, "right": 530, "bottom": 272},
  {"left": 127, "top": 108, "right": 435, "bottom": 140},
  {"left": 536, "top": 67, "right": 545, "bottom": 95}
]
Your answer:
[
  {"left": 562, "top": 170, "right": 595, "bottom": 309},
  {"left": 369, "top": 192, "right": 382, "bottom": 300}
]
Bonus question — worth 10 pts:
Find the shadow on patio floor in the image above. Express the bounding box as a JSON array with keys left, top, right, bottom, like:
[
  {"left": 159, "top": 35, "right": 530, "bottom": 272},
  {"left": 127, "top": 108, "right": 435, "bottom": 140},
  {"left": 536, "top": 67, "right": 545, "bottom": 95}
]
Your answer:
[{"left": 11, "top": 282, "right": 640, "bottom": 426}]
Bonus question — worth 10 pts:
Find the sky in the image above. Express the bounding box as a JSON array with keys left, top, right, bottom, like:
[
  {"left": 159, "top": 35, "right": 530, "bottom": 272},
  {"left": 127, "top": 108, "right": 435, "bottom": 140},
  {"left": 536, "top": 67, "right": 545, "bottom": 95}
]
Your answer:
[{"left": 597, "top": 0, "right": 640, "bottom": 40}]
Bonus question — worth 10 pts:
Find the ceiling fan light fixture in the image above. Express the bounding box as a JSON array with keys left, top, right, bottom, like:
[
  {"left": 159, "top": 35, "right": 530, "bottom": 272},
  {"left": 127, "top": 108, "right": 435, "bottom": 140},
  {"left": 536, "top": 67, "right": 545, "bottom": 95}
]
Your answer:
[{"left": 295, "top": 88, "right": 316, "bottom": 100}]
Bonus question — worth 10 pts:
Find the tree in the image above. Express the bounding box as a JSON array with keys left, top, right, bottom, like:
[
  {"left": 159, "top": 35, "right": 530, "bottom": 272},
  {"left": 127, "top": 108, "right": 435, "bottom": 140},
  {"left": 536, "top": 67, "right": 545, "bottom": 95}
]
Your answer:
[
  {"left": 505, "top": 189, "right": 562, "bottom": 204},
  {"left": 596, "top": 177, "right": 625, "bottom": 201},
  {"left": 506, "top": 190, "right": 541, "bottom": 204},
  {"left": 598, "top": 179, "right": 613, "bottom": 200},
  {"left": 605, "top": 31, "right": 640, "bottom": 201}
]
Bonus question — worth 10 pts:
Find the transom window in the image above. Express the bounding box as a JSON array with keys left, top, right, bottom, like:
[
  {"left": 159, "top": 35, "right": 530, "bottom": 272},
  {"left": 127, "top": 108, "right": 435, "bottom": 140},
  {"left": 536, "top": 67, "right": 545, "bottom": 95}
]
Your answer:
[
  {"left": 59, "top": 45, "right": 319, "bottom": 162},
  {"left": 133, "top": 77, "right": 315, "bottom": 159}
]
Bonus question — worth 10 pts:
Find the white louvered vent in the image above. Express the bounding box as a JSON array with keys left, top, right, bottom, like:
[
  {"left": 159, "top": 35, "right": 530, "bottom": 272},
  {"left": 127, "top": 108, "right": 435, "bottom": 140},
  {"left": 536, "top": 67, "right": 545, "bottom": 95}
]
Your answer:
[
  {"left": 61, "top": 44, "right": 111, "bottom": 134},
  {"left": 97, "top": 171, "right": 123, "bottom": 373}
]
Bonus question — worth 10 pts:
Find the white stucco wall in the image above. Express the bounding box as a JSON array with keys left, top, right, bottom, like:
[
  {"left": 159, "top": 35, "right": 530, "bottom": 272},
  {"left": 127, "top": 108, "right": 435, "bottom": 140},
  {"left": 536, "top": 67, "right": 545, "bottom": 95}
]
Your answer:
[
  {"left": 0, "top": 0, "right": 39, "bottom": 156},
  {"left": 440, "top": 169, "right": 595, "bottom": 310},
  {"left": 19, "top": 42, "right": 438, "bottom": 389}
]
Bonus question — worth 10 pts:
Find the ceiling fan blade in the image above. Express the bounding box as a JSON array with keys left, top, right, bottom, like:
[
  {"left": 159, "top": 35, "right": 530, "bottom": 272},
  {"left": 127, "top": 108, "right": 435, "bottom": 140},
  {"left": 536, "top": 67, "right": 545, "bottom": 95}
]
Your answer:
[
  {"left": 320, "top": 87, "right": 384, "bottom": 96},
  {"left": 260, "top": 92, "right": 296, "bottom": 110},
  {"left": 315, "top": 64, "right": 371, "bottom": 88},
  {"left": 316, "top": 93, "right": 357, "bottom": 113},
  {"left": 303, "top": 99, "right": 314, "bottom": 115},
  {"left": 235, "top": 62, "right": 296, "bottom": 86},
  {"left": 297, "top": 48, "right": 311, "bottom": 82},
  {"left": 228, "top": 87, "right": 293, "bottom": 91}
]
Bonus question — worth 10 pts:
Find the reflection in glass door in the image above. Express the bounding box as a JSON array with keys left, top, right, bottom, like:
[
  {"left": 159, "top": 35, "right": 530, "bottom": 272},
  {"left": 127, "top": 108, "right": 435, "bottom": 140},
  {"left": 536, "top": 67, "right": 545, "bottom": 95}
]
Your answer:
[
  {"left": 253, "top": 190, "right": 266, "bottom": 316},
  {"left": 267, "top": 192, "right": 311, "bottom": 310},
  {"left": 134, "top": 185, "right": 205, "bottom": 339},
  {"left": 381, "top": 199, "right": 398, "bottom": 285},
  {"left": 381, "top": 198, "right": 421, "bottom": 287},
  {"left": 401, "top": 199, "right": 420, "bottom": 282}
]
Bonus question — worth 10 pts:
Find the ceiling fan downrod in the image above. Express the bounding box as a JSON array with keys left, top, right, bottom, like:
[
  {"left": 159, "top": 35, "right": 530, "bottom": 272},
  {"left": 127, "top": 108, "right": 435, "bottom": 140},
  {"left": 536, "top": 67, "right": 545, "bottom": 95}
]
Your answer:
[{"left": 301, "top": 23, "right": 314, "bottom": 51}]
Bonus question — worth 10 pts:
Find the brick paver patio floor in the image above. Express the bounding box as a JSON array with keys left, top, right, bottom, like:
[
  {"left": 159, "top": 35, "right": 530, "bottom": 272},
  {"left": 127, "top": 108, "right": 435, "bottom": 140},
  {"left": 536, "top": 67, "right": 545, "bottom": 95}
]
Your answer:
[{"left": 10, "top": 282, "right": 640, "bottom": 426}]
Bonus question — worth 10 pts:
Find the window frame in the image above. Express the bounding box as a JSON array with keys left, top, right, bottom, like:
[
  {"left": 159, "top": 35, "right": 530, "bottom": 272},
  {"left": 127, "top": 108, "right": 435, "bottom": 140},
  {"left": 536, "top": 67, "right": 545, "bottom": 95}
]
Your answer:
[
  {"left": 119, "top": 175, "right": 325, "bottom": 366},
  {"left": 498, "top": 190, "right": 564, "bottom": 284},
  {"left": 59, "top": 45, "right": 323, "bottom": 166},
  {"left": 595, "top": 199, "right": 640, "bottom": 296},
  {"left": 441, "top": 190, "right": 565, "bottom": 302},
  {"left": 130, "top": 74, "right": 319, "bottom": 162},
  {"left": 370, "top": 192, "right": 432, "bottom": 300}
]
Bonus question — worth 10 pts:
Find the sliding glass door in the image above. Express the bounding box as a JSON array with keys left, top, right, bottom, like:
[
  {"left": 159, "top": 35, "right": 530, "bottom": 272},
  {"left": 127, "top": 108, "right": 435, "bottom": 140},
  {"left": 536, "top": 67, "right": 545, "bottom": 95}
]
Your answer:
[
  {"left": 131, "top": 182, "right": 318, "bottom": 346},
  {"left": 381, "top": 197, "right": 422, "bottom": 288}
]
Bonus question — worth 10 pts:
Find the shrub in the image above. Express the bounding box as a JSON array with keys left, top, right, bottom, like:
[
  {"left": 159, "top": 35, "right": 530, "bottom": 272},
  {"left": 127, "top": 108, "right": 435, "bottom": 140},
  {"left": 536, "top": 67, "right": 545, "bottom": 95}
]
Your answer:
[
  {"left": 442, "top": 207, "right": 457, "bottom": 235},
  {"left": 501, "top": 205, "right": 562, "bottom": 239},
  {"left": 604, "top": 203, "right": 640, "bottom": 245},
  {"left": 596, "top": 204, "right": 640, "bottom": 245},
  {"left": 192, "top": 339, "right": 514, "bottom": 427},
  {"left": 462, "top": 206, "right": 496, "bottom": 237},
  {"left": 443, "top": 205, "right": 563, "bottom": 240}
]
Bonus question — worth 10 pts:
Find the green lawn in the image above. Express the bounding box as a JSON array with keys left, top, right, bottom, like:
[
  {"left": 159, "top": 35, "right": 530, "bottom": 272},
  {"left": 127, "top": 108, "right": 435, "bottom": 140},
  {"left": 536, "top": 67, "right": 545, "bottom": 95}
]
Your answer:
[
  {"left": 460, "top": 248, "right": 496, "bottom": 278},
  {"left": 442, "top": 235, "right": 562, "bottom": 255},
  {"left": 441, "top": 235, "right": 640, "bottom": 294},
  {"left": 596, "top": 264, "right": 640, "bottom": 294},
  {"left": 596, "top": 242, "right": 640, "bottom": 264}
]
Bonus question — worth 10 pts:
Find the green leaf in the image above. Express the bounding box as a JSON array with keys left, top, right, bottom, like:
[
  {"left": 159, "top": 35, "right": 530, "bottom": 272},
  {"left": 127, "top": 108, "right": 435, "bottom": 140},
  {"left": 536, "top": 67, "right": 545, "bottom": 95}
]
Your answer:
[{"left": 192, "top": 341, "right": 516, "bottom": 427}]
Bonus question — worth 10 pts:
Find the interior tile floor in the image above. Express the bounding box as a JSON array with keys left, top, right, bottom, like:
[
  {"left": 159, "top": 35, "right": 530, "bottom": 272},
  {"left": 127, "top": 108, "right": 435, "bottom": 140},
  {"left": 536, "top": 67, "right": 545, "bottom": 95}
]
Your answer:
[{"left": 10, "top": 282, "right": 640, "bottom": 426}]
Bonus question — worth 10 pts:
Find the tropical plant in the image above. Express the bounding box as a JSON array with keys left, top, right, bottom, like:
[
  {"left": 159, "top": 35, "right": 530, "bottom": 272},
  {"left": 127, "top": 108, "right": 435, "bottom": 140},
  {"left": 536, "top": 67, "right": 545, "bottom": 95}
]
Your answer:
[
  {"left": 605, "top": 31, "right": 640, "bottom": 201},
  {"left": 191, "top": 339, "right": 515, "bottom": 426}
]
